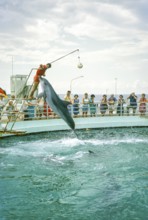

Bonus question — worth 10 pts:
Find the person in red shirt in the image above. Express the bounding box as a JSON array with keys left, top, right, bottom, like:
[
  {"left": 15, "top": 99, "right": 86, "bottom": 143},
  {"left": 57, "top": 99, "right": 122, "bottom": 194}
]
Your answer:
[
  {"left": 139, "top": 93, "right": 147, "bottom": 116},
  {"left": 29, "top": 63, "right": 51, "bottom": 99}
]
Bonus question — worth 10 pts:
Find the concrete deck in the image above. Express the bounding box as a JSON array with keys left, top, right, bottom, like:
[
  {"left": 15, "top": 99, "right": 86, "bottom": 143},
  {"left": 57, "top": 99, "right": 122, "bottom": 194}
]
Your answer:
[{"left": 0, "top": 115, "right": 148, "bottom": 138}]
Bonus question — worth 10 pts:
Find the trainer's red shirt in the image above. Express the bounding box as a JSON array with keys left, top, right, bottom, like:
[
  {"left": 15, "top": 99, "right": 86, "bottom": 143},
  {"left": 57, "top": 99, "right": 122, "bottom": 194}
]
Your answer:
[{"left": 34, "top": 65, "right": 48, "bottom": 83}]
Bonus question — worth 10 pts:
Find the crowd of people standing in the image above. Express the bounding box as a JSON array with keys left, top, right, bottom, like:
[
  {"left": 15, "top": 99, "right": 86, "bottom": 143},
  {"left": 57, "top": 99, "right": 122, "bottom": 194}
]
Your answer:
[
  {"left": 64, "top": 91, "right": 148, "bottom": 117},
  {"left": 62, "top": 91, "right": 147, "bottom": 117},
  {"left": 0, "top": 89, "right": 148, "bottom": 121}
]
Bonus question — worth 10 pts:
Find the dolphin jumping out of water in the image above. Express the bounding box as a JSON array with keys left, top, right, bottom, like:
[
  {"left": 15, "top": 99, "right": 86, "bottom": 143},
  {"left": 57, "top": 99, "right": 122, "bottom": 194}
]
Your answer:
[{"left": 38, "top": 77, "right": 75, "bottom": 130}]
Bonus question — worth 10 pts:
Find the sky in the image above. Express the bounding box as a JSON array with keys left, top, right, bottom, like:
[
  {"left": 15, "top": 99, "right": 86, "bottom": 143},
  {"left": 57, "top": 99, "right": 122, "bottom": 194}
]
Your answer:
[{"left": 0, "top": 0, "right": 148, "bottom": 96}]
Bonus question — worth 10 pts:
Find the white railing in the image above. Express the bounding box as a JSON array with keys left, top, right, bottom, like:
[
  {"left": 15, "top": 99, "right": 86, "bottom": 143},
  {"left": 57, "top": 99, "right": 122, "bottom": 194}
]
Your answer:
[{"left": 0, "top": 100, "right": 148, "bottom": 125}]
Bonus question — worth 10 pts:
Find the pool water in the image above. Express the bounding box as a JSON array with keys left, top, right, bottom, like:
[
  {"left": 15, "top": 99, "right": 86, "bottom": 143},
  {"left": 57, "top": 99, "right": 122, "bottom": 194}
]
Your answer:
[{"left": 0, "top": 128, "right": 148, "bottom": 220}]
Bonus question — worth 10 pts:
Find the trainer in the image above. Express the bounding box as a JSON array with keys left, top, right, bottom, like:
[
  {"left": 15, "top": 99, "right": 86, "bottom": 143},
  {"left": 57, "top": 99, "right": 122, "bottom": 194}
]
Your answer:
[{"left": 29, "top": 63, "right": 51, "bottom": 99}]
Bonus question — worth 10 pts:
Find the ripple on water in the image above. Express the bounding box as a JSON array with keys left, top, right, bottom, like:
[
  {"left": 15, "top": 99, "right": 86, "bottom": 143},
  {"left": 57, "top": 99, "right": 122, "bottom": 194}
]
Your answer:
[{"left": 0, "top": 128, "right": 148, "bottom": 220}]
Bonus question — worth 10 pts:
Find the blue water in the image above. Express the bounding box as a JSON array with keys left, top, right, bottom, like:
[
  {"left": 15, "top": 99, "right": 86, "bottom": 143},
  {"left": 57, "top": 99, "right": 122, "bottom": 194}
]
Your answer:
[{"left": 0, "top": 128, "right": 148, "bottom": 220}]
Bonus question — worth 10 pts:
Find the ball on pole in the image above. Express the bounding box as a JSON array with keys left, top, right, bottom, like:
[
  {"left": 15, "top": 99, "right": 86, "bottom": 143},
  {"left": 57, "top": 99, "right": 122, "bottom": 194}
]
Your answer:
[{"left": 77, "top": 63, "right": 83, "bottom": 69}]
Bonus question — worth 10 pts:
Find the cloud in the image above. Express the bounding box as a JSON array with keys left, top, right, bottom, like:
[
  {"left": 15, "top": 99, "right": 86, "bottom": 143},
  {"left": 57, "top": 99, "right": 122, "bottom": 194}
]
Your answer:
[
  {"left": 64, "top": 2, "right": 139, "bottom": 41},
  {"left": 0, "top": 0, "right": 148, "bottom": 94}
]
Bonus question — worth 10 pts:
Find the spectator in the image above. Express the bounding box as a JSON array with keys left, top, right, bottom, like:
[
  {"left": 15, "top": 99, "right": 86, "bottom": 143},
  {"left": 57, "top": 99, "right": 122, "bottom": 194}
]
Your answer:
[
  {"left": 43, "top": 101, "right": 53, "bottom": 118},
  {"left": 27, "top": 98, "right": 37, "bottom": 119},
  {"left": 21, "top": 95, "right": 30, "bottom": 120},
  {"left": 117, "top": 95, "right": 125, "bottom": 116},
  {"left": 100, "top": 95, "right": 108, "bottom": 116},
  {"left": 82, "top": 93, "right": 89, "bottom": 117},
  {"left": 139, "top": 93, "right": 147, "bottom": 116},
  {"left": 108, "top": 94, "right": 117, "bottom": 115},
  {"left": 10, "top": 95, "right": 17, "bottom": 111},
  {"left": 72, "top": 94, "right": 79, "bottom": 117},
  {"left": 64, "top": 90, "right": 72, "bottom": 114},
  {"left": 36, "top": 97, "right": 44, "bottom": 118},
  {"left": 5, "top": 100, "right": 18, "bottom": 121},
  {"left": 89, "top": 94, "right": 96, "bottom": 116},
  {"left": 127, "top": 92, "right": 137, "bottom": 115},
  {"left": 64, "top": 90, "right": 72, "bottom": 102}
]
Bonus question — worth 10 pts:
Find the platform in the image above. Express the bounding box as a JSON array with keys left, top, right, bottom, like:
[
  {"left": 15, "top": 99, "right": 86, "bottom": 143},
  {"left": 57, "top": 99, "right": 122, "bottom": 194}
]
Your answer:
[{"left": 0, "top": 115, "right": 148, "bottom": 138}]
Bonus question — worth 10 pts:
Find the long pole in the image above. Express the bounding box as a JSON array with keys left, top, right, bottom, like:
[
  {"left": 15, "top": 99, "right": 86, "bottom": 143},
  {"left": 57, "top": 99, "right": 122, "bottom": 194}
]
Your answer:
[
  {"left": 50, "top": 49, "right": 79, "bottom": 64},
  {"left": 19, "top": 49, "right": 80, "bottom": 97},
  {"left": 27, "top": 49, "right": 79, "bottom": 84}
]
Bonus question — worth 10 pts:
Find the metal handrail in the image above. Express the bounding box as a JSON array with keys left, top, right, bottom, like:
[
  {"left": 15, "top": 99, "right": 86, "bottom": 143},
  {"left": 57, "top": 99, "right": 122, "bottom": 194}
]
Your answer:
[
  {"left": 17, "top": 68, "right": 37, "bottom": 98},
  {"left": 1, "top": 101, "right": 147, "bottom": 126}
]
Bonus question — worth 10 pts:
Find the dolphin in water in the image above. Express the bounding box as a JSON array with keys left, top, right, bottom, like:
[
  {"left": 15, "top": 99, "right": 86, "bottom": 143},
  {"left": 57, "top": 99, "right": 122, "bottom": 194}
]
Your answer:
[{"left": 38, "top": 77, "right": 75, "bottom": 130}]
